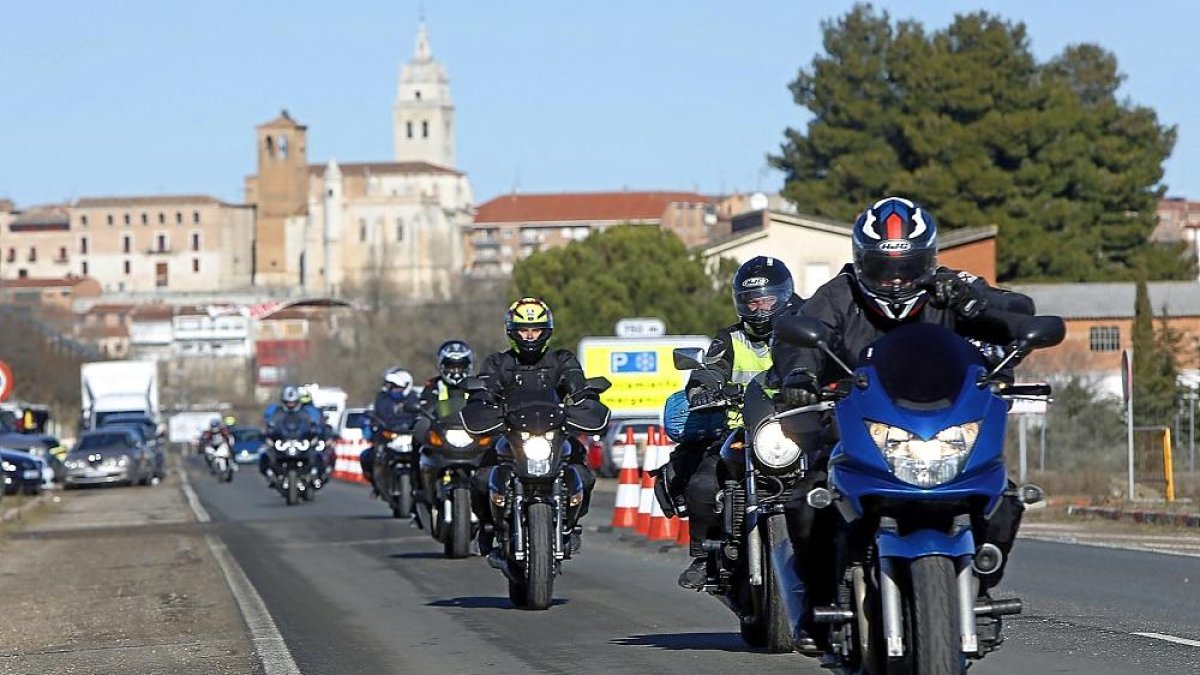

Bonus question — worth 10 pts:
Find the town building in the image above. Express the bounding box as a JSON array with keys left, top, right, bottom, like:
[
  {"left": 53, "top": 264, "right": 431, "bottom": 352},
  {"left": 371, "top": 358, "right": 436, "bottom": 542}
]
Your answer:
[
  {"left": 467, "top": 191, "right": 718, "bottom": 278},
  {"left": 702, "top": 210, "right": 998, "bottom": 298},
  {"left": 0, "top": 277, "right": 102, "bottom": 310},
  {"left": 245, "top": 24, "right": 473, "bottom": 299},
  {"left": 1154, "top": 197, "right": 1200, "bottom": 279}
]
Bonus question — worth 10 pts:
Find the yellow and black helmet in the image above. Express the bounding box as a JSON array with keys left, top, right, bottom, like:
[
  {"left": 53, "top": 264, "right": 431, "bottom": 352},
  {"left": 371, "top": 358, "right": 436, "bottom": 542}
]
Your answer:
[{"left": 505, "top": 297, "right": 554, "bottom": 359}]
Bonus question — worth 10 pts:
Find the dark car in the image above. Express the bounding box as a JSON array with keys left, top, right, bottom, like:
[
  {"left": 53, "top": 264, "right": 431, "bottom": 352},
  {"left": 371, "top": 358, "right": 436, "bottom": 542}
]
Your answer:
[
  {"left": 99, "top": 414, "right": 165, "bottom": 481},
  {"left": 1, "top": 448, "right": 44, "bottom": 495},
  {"left": 230, "top": 425, "right": 266, "bottom": 464},
  {"left": 63, "top": 429, "right": 155, "bottom": 488}
]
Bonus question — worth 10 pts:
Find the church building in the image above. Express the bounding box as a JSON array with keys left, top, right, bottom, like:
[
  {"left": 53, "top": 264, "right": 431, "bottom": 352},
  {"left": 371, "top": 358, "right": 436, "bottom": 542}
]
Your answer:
[{"left": 245, "top": 23, "right": 474, "bottom": 299}]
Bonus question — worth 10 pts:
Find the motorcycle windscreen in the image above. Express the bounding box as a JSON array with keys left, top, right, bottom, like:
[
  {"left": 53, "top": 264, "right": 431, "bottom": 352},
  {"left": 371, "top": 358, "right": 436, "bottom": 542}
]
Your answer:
[
  {"left": 275, "top": 411, "right": 315, "bottom": 439},
  {"left": 860, "top": 323, "right": 986, "bottom": 410}
]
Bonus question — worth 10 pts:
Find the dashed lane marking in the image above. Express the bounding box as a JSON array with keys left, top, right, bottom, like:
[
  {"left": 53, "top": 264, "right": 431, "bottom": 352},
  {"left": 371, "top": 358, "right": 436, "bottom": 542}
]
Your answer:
[{"left": 1132, "top": 632, "right": 1200, "bottom": 648}]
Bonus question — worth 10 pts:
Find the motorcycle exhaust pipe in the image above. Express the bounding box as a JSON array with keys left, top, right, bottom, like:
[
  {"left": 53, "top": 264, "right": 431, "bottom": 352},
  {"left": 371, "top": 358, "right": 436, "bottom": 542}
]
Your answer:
[
  {"left": 973, "top": 543, "right": 1003, "bottom": 576},
  {"left": 975, "top": 597, "right": 1023, "bottom": 616}
]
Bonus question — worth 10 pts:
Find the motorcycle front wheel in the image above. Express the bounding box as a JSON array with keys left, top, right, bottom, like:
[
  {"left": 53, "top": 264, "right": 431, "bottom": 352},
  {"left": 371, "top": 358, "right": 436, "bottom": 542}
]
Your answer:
[
  {"left": 394, "top": 472, "right": 413, "bottom": 519},
  {"left": 444, "top": 486, "right": 472, "bottom": 559},
  {"left": 286, "top": 469, "right": 299, "bottom": 506},
  {"left": 522, "top": 502, "right": 555, "bottom": 610}
]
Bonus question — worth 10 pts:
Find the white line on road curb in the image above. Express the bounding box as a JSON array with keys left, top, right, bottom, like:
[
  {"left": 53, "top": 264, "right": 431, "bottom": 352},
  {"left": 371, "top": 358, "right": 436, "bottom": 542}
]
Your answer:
[
  {"left": 1132, "top": 632, "right": 1200, "bottom": 648},
  {"left": 179, "top": 456, "right": 302, "bottom": 675}
]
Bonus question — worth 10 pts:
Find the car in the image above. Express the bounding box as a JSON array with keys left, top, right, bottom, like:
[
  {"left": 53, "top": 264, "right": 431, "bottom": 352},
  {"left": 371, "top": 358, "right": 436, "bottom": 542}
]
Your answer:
[
  {"left": 230, "top": 425, "right": 266, "bottom": 464},
  {"left": 338, "top": 407, "right": 369, "bottom": 442},
  {"left": 98, "top": 413, "right": 166, "bottom": 481},
  {"left": 62, "top": 429, "right": 156, "bottom": 488},
  {"left": 1, "top": 448, "right": 44, "bottom": 495},
  {"left": 597, "top": 417, "right": 660, "bottom": 477}
]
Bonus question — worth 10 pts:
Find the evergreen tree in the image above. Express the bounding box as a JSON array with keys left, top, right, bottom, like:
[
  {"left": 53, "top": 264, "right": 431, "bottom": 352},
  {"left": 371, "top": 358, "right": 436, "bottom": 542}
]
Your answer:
[
  {"left": 1132, "top": 276, "right": 1178, "bottom": 426},
  {"left": 512, "top": 225, "right": 737, "bottom": 350},
  {"left": 771, "top": 4, "right": 1189, "bottom": 282}
]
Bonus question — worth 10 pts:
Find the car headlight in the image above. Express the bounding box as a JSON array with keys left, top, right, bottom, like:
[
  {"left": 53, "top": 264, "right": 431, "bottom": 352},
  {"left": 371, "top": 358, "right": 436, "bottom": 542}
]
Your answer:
[
  {"left": 1, "top": 461, "right": 15, "bottom": 472},
  {"left": 868, "top": 421, "right": 980, "bottom": 488},
  {"left": 445, "top": 429, "right": 473, "bottom": 448},
  {"left": 753, "top": 421, "right": 802, "bottom": 469},
  {"left": 523, "top": 434, "right": 553, "bottom": 461}
]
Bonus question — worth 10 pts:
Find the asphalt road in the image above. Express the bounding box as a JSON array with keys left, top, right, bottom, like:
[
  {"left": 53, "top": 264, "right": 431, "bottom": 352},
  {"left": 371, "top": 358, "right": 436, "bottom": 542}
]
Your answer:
[{"left": 187, "top": 458, "right": 1200, "bottom": 674}]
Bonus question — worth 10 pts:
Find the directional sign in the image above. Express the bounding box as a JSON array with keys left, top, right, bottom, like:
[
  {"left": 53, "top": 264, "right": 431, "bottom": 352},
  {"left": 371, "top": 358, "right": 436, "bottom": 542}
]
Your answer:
[
  {"left": 615, "top": 317, "right": 666, "bottom": 338},
  {"left": 0, "top": 360, "right": 12, "bottom": 402}
]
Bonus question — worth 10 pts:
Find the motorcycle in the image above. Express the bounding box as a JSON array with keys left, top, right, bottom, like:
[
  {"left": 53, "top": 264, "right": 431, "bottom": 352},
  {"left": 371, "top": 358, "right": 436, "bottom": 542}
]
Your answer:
[
  {"left": 415, "top": 411, "right": 493, "bottom": 558},
  {"left": 774, "top": 314, "right": 1063, "bottom": 674},
  {"left": 207, "top": 436, "right": 236, "bottom": 483},
  {"left": 666, "top": 348, "right": 830, "bottom": 653},
  {"left": 462, "top": 376, "right": 610, "bottom": 610},
  {"left": 369, "top": 414, "right": 419, "bottom": 520},
  {"left": 267, "top": 411, "right": 325, "bottom": 506}
]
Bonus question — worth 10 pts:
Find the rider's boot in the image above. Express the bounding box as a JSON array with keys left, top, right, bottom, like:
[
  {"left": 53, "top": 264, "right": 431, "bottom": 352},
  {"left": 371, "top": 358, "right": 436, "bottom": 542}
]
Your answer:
[{"left": 677, "top": 557, "right": 707, "bottom": 589}]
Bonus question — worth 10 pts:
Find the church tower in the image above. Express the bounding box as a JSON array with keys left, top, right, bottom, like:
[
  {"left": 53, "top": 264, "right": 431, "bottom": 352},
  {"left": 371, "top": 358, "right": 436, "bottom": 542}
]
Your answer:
[
  {"left": 251, "top": 110, "right": 308, "bottom": 286},
  {"left": 393, "top": 23, "right": 455, "bottom": 168}
]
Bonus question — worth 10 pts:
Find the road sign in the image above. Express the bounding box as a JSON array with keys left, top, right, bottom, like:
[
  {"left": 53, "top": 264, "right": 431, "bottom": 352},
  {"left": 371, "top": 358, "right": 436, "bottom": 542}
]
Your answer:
[
  {"left": 615, "top": 317, "right": 666, "bottom": 338},
  {"left": 0, "top": 360, "right": 11, "bottom": 402},
  {"left": 579, "top": 335, "right": 709, "bottom": 417}
]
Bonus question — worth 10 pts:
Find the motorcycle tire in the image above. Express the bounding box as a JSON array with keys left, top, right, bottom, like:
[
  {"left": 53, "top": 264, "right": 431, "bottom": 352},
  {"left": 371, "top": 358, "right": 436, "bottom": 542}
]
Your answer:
[
  {"left": 444, "top": 487, "right": 472, "bottom": 559},
  {"left": 523, "top": 502, "right": 555, "bottom": 610},
  {"left": 302, "top": 478, "right": 315, "bottom": 501},
  {"left": 223, "top": 467, "right": 234, "bottom": 483},
  {"left": 909, "top": 556, "right": 963, "bottom": 675},
  {"left": 286, "top": 469, "right": 299, "bottom": 506},
  {"left": 394, "top": 472, "right": 414, "bottom": 519},
  {"left": 762, "top": 514, "right": 794, "bottom": 653}
]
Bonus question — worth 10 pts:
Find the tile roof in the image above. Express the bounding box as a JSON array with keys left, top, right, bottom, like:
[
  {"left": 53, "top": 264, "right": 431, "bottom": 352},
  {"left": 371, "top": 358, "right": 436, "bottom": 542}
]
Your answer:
[
  {"left": 75, "top": 195, "right": 226, "bottom": 208},
  {"left": 1008, "top": 281, "right": 1200, "bottom": 319},
  {"left": 257, "top": 110, "right": 306, "bottom": 130},
  {"left": 939, "top": 224, "right": 997, "bottom": 248},
  {"left": 0, "top": 277, "right": 92, "bottom": 289},
  {"left": 308, "top": 161, "right": 461, "bottom": 178},
  {"left": 474, "top": 191, "right": 715, "bottom": 224}
]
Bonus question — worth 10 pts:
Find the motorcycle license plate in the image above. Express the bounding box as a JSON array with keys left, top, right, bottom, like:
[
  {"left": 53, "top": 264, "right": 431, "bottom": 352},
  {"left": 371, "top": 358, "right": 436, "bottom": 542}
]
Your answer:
[
  {"left": 526, "top": 459, "right": 550, "bottom": 475},
  {"left": 388, "top": 435, "right": 412, "bottom": 451}
]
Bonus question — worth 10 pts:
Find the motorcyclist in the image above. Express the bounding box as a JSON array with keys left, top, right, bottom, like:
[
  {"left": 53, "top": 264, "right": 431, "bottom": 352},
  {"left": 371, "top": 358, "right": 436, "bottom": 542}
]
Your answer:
[
  {"left": 199, "top": 419, "right": 233, "bottom": 467},
  {"left": 260, "top": 385, "right": 324, "bottom": 484},
  {"left": 769, "top": 196, "right": 1035, "bottom": 650},
  {"left": 418, "top": 340, "right": 474, "bottom": 420},
  {"left": 462, "top": 297, "right": 610, "bottom": 555},
  {"left": 358, "top": 368, "right": 421, "bottom": 486},
  {"left": 666, "top": 256, "right": 802, "bottom": 590}
]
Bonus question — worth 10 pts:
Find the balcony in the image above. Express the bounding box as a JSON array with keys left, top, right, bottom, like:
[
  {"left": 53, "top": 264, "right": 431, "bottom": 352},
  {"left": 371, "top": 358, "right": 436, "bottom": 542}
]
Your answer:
[{"left": 146, "top": 246, "right": 173, "bottom": 255}]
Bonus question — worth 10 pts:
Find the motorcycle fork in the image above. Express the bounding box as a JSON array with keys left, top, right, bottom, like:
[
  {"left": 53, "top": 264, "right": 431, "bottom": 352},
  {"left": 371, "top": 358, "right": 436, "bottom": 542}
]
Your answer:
[
  {"left": 879, "top": 557, "right": 904, "bottom": 657},
  {"left": 510, "top": 480, "right": 526, "bottom": 562},
  {"left": 553, "top": 476, "right": 565, "bottom": 562}
]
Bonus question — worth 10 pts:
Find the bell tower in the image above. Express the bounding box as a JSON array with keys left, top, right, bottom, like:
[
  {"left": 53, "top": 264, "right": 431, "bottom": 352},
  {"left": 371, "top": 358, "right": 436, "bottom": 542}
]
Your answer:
[
  {"left": 251, "top": 110, "right": 308, "bottom": 286},
  {"left": 393, "top": 23, "right": 455, "bottom": 168}
]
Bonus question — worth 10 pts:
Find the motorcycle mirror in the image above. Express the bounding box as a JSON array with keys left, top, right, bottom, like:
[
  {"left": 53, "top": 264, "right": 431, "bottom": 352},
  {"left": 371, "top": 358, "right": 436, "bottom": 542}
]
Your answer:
[
  {"left": 672, "top": 347, "right": 705, "bottom": 371},
  {"left": 775, "top": 314, "right": 828, "bottom": 348},
  {"left": 1018, "top": 483, "right": 1045, "bottom": 505},
  {"left": 1015, "top": 316, "right": 1066, "bottom": 351},
  {"left": 585, "top": 376, "right": 611, "bottom": 394}
]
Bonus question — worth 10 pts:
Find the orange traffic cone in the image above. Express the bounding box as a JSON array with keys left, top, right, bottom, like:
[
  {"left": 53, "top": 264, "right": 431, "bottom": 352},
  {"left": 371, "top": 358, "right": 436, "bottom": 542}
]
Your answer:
[
  {"left": 635, "top": 427, "right": 657, "bottom": 536},
  {"left": 647, "top": 426, "right": 679, "bottom": 541},
  {"left": 610, "top": 440, "right": 641, "bottom": 529}
]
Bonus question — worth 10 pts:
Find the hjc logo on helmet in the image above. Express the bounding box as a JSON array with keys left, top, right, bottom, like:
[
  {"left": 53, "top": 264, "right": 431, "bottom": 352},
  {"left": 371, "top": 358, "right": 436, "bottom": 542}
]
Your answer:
[
  {"left": 742, "top": 276, "right": 769, "bottom": 288},
  {"left": 878, "top": 241, "right": 912, "bottom": 253}
]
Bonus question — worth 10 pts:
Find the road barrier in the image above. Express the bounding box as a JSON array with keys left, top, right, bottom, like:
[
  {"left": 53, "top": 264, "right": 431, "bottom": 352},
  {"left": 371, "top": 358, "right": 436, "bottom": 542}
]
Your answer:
[
  {"left": 332, "top": 439, "right": 371, "bottom": 485},
  {"left": 611, "top": 437, "right": 641, "bottom": 529}
]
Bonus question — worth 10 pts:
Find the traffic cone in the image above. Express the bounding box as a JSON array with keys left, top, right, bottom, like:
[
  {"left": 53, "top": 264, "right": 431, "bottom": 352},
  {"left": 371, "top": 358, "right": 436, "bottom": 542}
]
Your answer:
[
  {"left": 647, "top": 426, "right": 679, "bottom": 541},
  {"left": 610, "top": 441, "right": 641, "bottom": 529},
  {"left": 635, "top": 427, "right": 657, "bottom": 536},
  {"left": 675, "top": 516, "right": 691, "bottom": 546}
]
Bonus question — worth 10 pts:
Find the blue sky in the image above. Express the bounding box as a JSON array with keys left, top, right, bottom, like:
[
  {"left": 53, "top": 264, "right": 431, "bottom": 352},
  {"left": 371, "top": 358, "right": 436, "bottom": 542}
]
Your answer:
[{"left": 1, "top": 1, "right": 1196, "bottom": 208}]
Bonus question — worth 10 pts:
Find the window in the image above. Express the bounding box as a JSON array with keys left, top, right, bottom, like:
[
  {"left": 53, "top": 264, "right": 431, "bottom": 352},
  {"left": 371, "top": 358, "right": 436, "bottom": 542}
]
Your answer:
[
  {"left": 406, "top": 121, "right": 413, "bottom": 139},
  {"left": 175, "top": 212, "right": 182, "bottom": 224},
  {"left": 359, "top": 218, "right": 367, "bottom": 243},
  {"left": 265, "top": 135, "right": 274, "bottom": 157},
  {"left": 395, "top": 218, "right": 404, "bottom": 242},
  {"left": 80, "top": 215, "right": 88, "bottom": 227},
  {"left": 80, "top": 236, "right": 88, "bottom": 255},
  {"left": 157, "top": 234, "right": 168, "bottom": 251},
  {"left": 58, "top": 246, "right": 67, "bottom": 261},
  {"left": 158, "top": 212, "right": 165, "bottom": 224},
  {"left": 122, "top": 235, "right": 131, "bottom": 253},
  {"left": 415, "top": 90, "right": 421, "bottom": 100},
  {"left": 81, "top": 261, "right": 88, "bottom": 275},
  {"left": 141, "top": 213, "right": 148, "bottom": 225},
  {"left": 28, "top": 247, "right": 36, "bottom": 262},
  {"left": 1089, "top": 326, "right": 1120, "bottom": 352},
  {"left": 123, "top": 213, "right": 130, "bottom": 225},
  {"left": 421, "top": 120, "right": 429, "bottom": 138},
  {"left": 106, "top": 214, "right": 113, "bottom": 226},
  {"left": 5, "top": 248, "right": 13, "bottom": 263},
  {"left": 278, "top": 135, "right": 289, "bottom": 159},
  {"left": 123, "top": 260, "right": 131, "bottom": 275},
  {"left": 193, "top": 211, "right": 200, "bottom": 224},
  {"left": 192, "top": 258, "right": 200, "bottom": 273},
  {"left": 191, "top": 232, "right": 201, "bottom": 251}
]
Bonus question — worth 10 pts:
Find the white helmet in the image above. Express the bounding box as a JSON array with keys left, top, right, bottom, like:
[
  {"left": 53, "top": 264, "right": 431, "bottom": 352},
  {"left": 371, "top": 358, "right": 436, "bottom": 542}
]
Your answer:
[{"left": 383, "top": 367, "right": 413, "bottom": 394}]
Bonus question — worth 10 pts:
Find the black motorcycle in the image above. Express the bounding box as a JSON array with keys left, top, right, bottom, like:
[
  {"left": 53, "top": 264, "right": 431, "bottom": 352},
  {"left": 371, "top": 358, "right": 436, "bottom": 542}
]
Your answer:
[
  {"left": 415, "top": 412, "right": 493, "bottom": 558},
  {"left": 462, "top": 377, "right": 610, "bottom": 610},
  {"left": 369, "top": 413, "right": 420, "bottom": 519},
  {"left": 266, "top": 411, "right": 324, "bottom": 506},
  {"left": 667, "top": 347, "right": 833, "bottom": 653}
]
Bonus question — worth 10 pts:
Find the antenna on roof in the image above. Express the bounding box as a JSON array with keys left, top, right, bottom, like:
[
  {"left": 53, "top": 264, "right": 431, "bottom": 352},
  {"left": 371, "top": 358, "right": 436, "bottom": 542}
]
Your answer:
[{"left": 511, "top": 166, "right": 521, "bottom": 195}]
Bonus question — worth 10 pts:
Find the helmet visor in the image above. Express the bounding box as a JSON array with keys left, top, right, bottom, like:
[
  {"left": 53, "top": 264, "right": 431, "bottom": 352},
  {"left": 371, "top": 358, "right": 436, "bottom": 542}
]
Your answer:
[
  {"left": 856, "top": 250, "right": 934, "bottom": 299},
  {"left": 733, "top": 282, "right": 792, "bottom": 318}
]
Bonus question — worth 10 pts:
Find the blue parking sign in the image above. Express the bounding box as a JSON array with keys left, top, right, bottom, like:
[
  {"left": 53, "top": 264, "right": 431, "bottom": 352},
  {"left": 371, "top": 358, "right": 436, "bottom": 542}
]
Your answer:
[{"left": 611, "top": 351, "right": 657, "bottom": 373}]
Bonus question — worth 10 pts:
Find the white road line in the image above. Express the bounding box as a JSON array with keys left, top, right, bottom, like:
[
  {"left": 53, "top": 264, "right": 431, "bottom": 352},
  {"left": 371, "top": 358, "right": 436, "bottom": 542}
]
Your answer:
[
  {"left": 1132, "top": 632, "right": 1200, "bottom": 648},
  {"left": 179, "top": 457, "right": 301, "bottom": 675}
]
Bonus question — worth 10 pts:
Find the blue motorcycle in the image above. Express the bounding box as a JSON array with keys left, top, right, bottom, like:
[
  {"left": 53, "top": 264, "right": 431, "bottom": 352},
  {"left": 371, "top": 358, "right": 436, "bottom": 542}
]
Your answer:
[{"left": 776, "top": 316, "right": 1063, "bottom": 674}]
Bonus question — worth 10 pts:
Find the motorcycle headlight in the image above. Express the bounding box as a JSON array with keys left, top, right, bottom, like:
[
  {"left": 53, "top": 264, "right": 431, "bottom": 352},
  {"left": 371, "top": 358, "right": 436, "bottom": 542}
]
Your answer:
[
  {"left": 753, "top": 421, "right": 802, "bottom": 469},
  {"left": 297, "top": 439, "right": 311, "bottom": 451},
  {"left": 867, "top": 421, "right": 980, "bottom": 488},
  {"left": 445, "top": 429, "right": 473, "bottom": 448},
  {"left": 523, "top": 434, "right": 553, "bottom": 461}
]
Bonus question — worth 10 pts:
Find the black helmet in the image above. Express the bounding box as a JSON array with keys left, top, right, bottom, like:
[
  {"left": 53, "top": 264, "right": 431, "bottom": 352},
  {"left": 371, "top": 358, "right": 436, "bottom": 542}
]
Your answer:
[
  {"left": 732, "top": 256, "right": 794, "bottom": 339},
  {"left": 437, "top": 340, "right": 474, "bottom": 385},
  {"left": 851, "top": 196, "right": 938, "bottom": 320},
  {"left": 505, "top": 297, "right": 554, "bottom": 362}
]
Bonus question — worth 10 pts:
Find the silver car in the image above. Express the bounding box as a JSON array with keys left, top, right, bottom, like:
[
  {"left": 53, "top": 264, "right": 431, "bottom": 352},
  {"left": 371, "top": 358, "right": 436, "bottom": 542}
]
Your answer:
[{"left": 63, "top": 429, "right": 155, "bottom": 487}]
